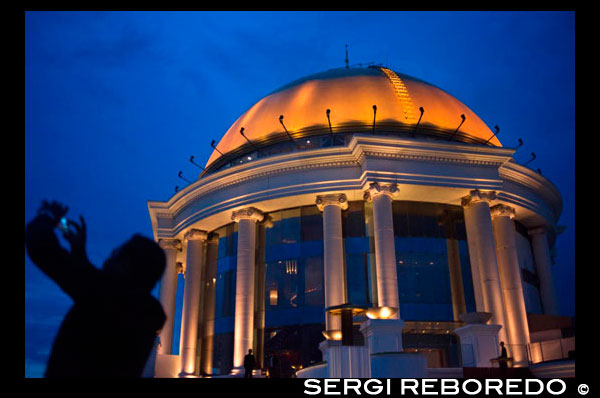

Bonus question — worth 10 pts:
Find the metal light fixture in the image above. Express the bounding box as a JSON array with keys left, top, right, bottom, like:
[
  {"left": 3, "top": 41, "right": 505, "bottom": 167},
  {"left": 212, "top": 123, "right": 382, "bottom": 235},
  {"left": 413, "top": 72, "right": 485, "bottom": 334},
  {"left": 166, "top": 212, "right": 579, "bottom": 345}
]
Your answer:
[
  {"left": 279, "top": 115, "right": 294, "bottom": 143},
  {"left": 412, "top": 106, "right": 424, "bottom": 137},
  {"left": 178, "top": 171, "right": 192, "bottom": 183},
  {"left": 484, "top": 125, "right": 500, "bottom": 144},
  {"left": 189, "top": 155, "right": 205, "bottom": 170},
  {"left": 372, "top": 105, "right": 377, "bottom": 133},
  {"left": 448, "top": 114, "right": 466, "bottom": 141}
]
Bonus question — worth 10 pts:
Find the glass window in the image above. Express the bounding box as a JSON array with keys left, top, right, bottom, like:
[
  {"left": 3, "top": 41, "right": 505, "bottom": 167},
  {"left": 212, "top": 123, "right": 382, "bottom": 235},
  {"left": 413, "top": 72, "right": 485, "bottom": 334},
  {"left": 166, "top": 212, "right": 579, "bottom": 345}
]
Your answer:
[
  {"left": 212, "top": 332, "right": 234, "bottom": 375},
  {"left": 215, "top": 268, "right": 236, "bottom": 318},
  {"left": 260, "top": 206, "right": 327, "bottom": 372},
  {"left": 263, "top": 207, "right": 324, "bottom": 325},
  {"left": 301, "top": 206, "right": 323, "bottom": 241},
  {"left": 217, "top": 223, "right": 237, "bottom": 258},
  {"left": 213, "top": 223, "right": 238, "bottom": 322},
  {"left": 303, "top": 256, "right": 324, "bottom": 307},
  {"left": 280, "top": 208, "right": 301, "bottom": 244},
  {"left": 321, "top": 135, "right": 346, "bottom": 147},
  {"left": 263, "top": 324, "right": 325, "bottom": 377},
  {"left": 260, "top": 141, "right": 294, "bottom": 157},
  {"left": 342, "top": 201, "right": 366, "bottom": 238},
  {"left": 393, "top": 202, "right": 472, "bottom": 321},
  {"left": 345, "top": 253, "right": 371, "bottom": 305},
  {"left": 265, "top": 259, "right": 299, "bottom": 310},
  {"left": 342, "top": 201, "right": 375, "bottom": 306},
  {"left": 296, "top": 138, "right": 319, "bottom": 150},
  {"left": 266, "top": 208, "right": 301, "bottom": 249}
]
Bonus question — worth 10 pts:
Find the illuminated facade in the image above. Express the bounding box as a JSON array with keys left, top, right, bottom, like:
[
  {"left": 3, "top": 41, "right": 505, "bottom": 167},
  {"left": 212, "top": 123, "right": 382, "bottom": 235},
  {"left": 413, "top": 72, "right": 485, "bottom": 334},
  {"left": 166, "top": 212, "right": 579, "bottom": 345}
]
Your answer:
[{"left": 147, "top": 67, "right": 571, "bottom": 378}]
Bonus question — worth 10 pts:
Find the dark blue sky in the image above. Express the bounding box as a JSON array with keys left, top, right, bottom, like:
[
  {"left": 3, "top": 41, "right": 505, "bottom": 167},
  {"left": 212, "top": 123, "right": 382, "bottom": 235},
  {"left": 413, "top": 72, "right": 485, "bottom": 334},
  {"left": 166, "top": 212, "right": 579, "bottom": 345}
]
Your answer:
[{"left": 25, "top": 11, "right": 575, "bottom": 377}]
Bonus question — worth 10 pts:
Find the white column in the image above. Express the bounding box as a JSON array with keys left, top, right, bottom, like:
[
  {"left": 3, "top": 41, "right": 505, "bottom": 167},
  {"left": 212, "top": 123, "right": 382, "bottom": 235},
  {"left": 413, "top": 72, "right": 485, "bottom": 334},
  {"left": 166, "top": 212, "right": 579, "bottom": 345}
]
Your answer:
[
  {"left": 327, "top": 345, "right": 371, "bottom": 378},
  {"left": 316, "top": 193, "right": 348, "bottom": 339},
  {"left": 491, "top": 204, "right": 530, "bottom": 367},
  {"left": 157, "top": 238, "right": 182, "bottom": 355},
  {"left": 461, "top": 190, "right": 508, "bottom": 345},
  {"left": 231, "top": 207, "right": 264, "bottom": 372},
  {"left": 363, "top": 182, "right": 400, "bottom": 318},
  {"left": 529, "top": 227, "right": 559, "bottom": 315},
  {"left": 178, "top": 229, "right": 207, "bottom": 377}
]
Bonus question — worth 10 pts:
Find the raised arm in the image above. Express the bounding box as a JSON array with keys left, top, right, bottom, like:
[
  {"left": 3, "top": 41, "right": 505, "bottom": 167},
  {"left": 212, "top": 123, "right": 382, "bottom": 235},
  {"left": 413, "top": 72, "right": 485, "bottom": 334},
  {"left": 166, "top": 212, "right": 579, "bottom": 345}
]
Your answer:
[{"left": 25, "top": 201, "right": 101, "bottom": 300}]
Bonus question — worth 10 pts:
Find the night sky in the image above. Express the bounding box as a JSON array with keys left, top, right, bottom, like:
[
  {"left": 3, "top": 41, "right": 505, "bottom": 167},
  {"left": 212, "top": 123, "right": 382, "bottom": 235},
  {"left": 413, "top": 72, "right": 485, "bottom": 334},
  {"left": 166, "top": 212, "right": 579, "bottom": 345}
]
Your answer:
[{"left": 25, "top": 11, "right": 575, "bottom": 377}]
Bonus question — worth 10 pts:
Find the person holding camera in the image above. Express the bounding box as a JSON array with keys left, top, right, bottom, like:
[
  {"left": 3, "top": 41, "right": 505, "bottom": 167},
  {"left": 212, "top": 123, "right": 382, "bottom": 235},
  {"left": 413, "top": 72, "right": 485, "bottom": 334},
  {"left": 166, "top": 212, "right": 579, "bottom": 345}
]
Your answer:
[{"left": 25, "top": 200, "right": 166, "bottom": 377}]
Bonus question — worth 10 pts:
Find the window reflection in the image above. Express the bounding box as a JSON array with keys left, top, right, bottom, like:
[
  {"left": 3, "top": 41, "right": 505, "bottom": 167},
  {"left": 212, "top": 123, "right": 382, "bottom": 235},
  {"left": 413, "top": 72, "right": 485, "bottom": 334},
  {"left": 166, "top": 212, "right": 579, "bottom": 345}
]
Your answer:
[
  {"left": 343, "top": 201, "right": 374, "bottom": 306},
  {"left": 266, "top": 259, "right": 299, "bottom": 310},
  {"left": 392, "top": 201, "right": 475, "bottom": 321}
]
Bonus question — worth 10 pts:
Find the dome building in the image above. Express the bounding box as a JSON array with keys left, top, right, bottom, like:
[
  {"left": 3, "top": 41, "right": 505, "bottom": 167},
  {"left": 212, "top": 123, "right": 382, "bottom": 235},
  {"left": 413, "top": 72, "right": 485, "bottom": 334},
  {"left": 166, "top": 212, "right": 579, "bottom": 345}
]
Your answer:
[{"left": 147, "top": 66, "right": 571, "bottom": 378}]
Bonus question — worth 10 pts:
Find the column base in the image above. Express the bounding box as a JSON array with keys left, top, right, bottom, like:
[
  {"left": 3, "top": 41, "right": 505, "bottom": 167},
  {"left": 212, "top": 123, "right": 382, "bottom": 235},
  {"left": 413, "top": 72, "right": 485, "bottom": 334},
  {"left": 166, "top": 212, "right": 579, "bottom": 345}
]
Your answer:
[
  {"left": 360, "top": 318, "right": 404, "bottom": 354},
  {"left": 320, "top": 341, "right": 370, "bottom": 378},
  {"left": 454, "top": 323, "right": 502, "bottom": 367}
]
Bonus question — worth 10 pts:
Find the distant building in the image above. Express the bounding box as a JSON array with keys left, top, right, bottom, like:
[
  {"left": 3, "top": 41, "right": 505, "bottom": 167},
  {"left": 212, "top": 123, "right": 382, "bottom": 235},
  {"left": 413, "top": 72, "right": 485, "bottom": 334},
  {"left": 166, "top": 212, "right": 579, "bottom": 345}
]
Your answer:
[{"left": 148, "top": 67, "right": 573, "bottom": 378}]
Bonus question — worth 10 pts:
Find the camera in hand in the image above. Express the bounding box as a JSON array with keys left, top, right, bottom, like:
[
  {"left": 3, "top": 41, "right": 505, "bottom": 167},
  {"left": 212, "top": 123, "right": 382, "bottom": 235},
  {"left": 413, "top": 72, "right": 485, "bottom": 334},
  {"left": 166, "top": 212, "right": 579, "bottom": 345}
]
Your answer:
[{"left": 58, "top": 217, "right": 71, "bottom": 234}]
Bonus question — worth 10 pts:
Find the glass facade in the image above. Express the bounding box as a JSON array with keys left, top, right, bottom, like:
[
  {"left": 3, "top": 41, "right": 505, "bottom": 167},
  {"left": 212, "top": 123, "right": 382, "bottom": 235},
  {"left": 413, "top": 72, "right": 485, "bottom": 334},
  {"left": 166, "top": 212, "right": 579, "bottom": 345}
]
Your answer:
[
  {"left": 211, "top": 223, "right": 237, "bottom": 375},
  {"left": 391, "top": 201, "right": 476, "bottom": 321},
  {"left": 262, "top": 207, "right": 325, "bottom": 377},
  {"left": 343, "top": 201, "right": 376, "bottom": 307},
  {"left": 202, "top": 200, "right": 542, "bottom": 375}
]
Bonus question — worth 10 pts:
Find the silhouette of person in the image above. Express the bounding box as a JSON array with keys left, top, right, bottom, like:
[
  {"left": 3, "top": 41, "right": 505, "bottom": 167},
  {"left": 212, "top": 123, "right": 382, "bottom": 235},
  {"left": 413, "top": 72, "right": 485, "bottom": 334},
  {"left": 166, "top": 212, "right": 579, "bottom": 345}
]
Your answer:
[
  {"left": 499, "top": 341, "right": 508, "bottom": 369},
  {"left": 25, "top": 200, "right": 166, "bottom": 377},
  {"left": 243, "top": 349, "right": 256, "bottom": 378}
]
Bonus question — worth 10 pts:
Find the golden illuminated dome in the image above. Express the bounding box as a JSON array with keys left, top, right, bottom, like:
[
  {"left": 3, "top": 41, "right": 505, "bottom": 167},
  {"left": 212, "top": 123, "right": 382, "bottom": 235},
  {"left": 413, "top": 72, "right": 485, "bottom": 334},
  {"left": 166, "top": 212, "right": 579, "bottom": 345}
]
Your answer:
[{"left": 206, "top": 66, "right": 499, "bottom": 169}]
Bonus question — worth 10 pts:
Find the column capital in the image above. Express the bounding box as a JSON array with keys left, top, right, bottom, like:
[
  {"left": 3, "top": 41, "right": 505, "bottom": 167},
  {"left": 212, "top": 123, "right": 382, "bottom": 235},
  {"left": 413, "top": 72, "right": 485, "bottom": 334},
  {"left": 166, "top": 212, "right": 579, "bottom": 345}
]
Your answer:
[
  {"left": 158, "top": 238, "right": 182, "bottom": 251},
  {"left": 184, "top": 228, "right": 208, "bottom": 241},
  {"left": 316, "top": 193, "right": 348, "bottom": 211},
  {"left": 528, "top": 226, "right": 548, "bottom": 236},
  {"left": 363, "top": 182, "right": 399, "bottom": 202},
  {"left": 261, "top": 214, "right": 274, "bottom": 228},
  {"left": 231, "top": 207, "right": 264, "bottom": 223},
  {"left": 461, "top": 189, "right": 497, "bottom": 207},
  {"left": 490, "top": 204, "right": 516, "bottom": 219}
]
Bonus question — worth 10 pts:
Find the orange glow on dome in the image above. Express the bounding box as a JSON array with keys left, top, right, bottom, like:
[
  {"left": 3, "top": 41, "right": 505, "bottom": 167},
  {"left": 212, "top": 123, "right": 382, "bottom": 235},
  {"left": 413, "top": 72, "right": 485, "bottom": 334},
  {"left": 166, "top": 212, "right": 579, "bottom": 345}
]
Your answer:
[{"left": 206, "top": 67, "right": 499, "bottom": 168}]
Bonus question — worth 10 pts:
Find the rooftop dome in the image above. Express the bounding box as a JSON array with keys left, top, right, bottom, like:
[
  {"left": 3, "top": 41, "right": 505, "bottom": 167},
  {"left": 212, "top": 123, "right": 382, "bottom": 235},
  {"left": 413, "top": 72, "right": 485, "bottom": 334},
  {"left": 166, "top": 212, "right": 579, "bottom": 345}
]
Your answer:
[{"left": 206, "top": 66, "right": 499, "bottom": 169}]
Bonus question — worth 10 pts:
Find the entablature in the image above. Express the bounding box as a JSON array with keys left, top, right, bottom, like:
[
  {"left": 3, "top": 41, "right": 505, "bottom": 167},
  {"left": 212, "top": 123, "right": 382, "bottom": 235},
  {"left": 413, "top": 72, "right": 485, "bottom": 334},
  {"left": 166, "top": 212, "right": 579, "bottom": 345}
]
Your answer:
[{"left": 148, "top": 134, "right": 561, "bottom": 241}]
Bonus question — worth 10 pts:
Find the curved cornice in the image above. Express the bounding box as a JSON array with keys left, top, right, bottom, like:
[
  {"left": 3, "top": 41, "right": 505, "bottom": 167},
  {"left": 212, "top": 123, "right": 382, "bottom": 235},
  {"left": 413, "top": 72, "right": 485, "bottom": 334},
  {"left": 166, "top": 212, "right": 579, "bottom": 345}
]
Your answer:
[
  {"left": 155, "top": 135, "right": 513, "bottom": 210},
  {"left": 148, "top": 134, "right": 561, "bottom": 239},
  {"left": 498, "top": 161, "right": 563, "bottom": 222}
]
